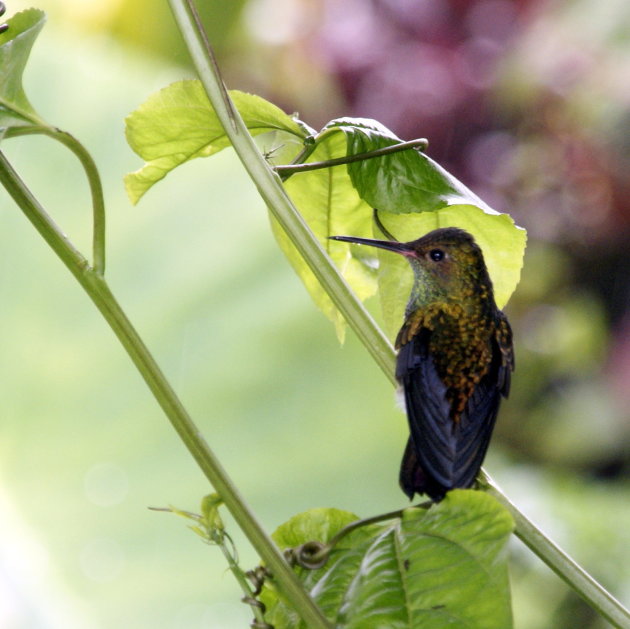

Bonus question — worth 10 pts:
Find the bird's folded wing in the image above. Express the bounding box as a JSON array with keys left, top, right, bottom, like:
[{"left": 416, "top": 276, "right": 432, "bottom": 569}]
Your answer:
[{"left": 397, "top": 329, "right": 504, "bottom": 491}]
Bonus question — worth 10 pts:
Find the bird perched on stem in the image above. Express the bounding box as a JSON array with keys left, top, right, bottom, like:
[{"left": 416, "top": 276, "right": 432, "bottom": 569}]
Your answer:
[{"left": 330, "top": 227, "right": 514, "bottom": 501}]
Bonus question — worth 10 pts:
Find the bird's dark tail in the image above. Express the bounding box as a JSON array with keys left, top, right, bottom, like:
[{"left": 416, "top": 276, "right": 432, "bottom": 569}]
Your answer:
[{"left": 399, "top": 438, "right": 446, "bottom": 502}]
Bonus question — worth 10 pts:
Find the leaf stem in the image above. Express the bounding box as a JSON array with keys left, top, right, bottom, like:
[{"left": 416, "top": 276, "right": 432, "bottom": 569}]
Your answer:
[
  {"left": 328, "top": 502, "right": 431, "bottom": 549},
  {"left": 217, "top": 540, "right": 271, "bottom": 629},
  {"left": 274, "top": 138, "right": 428, "bottom": 179},
  {"left": 5, "top": 125, "right": 106, "bottom": 275}
]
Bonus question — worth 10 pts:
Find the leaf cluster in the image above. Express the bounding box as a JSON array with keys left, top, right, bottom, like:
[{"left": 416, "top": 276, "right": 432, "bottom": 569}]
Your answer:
[
  {"left": 261, "top": 492, "right": 514, "bottom": 628},
  {"left": 125, "top": 81, "right": 526, "bottom": 341}
]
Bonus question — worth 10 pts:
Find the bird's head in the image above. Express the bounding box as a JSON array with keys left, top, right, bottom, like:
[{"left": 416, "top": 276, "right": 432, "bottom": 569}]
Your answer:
[{"left": 330, "top": 227, "right": 493, "bottom": 305}]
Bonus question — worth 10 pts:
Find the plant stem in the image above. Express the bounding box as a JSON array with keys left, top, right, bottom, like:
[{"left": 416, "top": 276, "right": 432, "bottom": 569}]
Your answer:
[
  {"left": 274, "top": 137, "right": 428, "bottom": 179},
  {"left": 327, "top": 503, "right": 431, "bottom": 549},
  {"left": 151, "top": 504, "right": 270, "bottom": 627},
  {"left": 0, "top": 149, "right": 328, "bottom": 629},
  {"left": 6, "top": 125, "right": 106, "bottom": 275},
  {"left": 214, "top": 535, "right": 271, "bottom": 628},
  {"left": 165, "top": 3, "right": 630, "bottom": 626}
]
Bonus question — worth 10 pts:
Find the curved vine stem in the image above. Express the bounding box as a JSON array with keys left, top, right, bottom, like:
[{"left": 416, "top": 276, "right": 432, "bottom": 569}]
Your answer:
[
  {"left": 5, "top": 125, "right": 106, "bottom": 275},
  {"left": 167, "top": 1, "right": 630, "bottom": 626}
]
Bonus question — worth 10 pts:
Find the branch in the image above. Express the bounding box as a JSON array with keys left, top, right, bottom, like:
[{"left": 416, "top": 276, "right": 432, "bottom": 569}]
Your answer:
[{"left": 274, "top": 137, "right": 428, "bottom": 179}]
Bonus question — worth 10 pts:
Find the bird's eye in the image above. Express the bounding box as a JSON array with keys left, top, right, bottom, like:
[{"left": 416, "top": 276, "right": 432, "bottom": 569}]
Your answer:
[{"left": 428, "top": 248, "right": 445, "bottom": 262}]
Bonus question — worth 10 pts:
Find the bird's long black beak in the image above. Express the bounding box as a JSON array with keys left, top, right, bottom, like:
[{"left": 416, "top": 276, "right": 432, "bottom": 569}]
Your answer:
[{"left": 329, "top": 235, "right": 414, "bottom": 256}]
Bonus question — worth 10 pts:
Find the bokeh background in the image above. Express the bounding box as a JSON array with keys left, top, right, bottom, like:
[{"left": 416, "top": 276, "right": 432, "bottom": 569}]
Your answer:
[{"left": 1, "top": 1, "right": 629, "bottom": 627}]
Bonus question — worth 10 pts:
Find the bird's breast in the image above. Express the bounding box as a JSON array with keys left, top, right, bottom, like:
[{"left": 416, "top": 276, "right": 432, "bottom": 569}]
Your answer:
[{"left": 399, "top": 302, "right": 496, "bottom": 420}]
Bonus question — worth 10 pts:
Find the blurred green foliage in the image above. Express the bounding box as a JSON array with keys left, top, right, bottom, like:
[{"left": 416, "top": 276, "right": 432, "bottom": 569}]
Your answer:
[{"left": 1, "top": 2, "right": 629, "bottom": 629}]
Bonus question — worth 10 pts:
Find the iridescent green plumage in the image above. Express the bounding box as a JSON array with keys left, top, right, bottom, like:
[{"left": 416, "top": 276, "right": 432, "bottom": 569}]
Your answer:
[{"left": 331, "top": 227, "right": 514, "bottom": 501}]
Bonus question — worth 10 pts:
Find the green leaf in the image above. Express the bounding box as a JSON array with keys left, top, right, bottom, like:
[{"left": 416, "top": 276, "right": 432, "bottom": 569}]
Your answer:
[
  {"left": 323, "top": 117, "right": 491, "bottom": 213},
  {"left": 262, "top": 492, "right": 514, "bottom": 629},
  {"left": 124, "top": 81, "right": 310, "bottom": 203},
  {"left": 371, "top": 205, "right": 527, "bottom": 338},
  {"left": 124, "top": 88, "right": 525, "bottom": 342},
  {"left": 273, "top": 130, "right": 377, "bottom": 342},
  {"left": 0, "top": 9, "right": 47, "bottom": 131}
]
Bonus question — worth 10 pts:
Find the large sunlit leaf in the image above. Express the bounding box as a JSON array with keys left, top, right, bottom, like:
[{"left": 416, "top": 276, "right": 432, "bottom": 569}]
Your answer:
[
  {"left": 0, "top": 9, "right": 47, "bottom": 131},
  {"left": 124, "top": 89, "right": 526, "bottom": 342},
  {"left": 124, "top": 81, "right": 310, "bottom": 203},
  {"left": 261, "top": 491, "right": 514, "bottom": 629},
  {"left": 274, "top": 130, "right": 377, "bottom": 341}
]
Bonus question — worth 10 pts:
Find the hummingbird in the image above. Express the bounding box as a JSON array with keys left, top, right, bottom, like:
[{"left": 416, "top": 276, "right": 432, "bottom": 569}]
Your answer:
[{"left": 330, "top": 227, "right": 514, "bottom": 501}]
